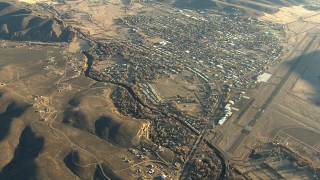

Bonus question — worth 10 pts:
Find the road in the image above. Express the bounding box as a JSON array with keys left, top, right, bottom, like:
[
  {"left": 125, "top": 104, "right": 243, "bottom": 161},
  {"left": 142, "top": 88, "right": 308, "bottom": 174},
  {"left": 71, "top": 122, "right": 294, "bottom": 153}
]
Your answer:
[
  {"left": 179, "top": 94, "right": 225, "bottom": 179},
  {"left": 43, "top": 49, "right": 112, "bottom": 180}
]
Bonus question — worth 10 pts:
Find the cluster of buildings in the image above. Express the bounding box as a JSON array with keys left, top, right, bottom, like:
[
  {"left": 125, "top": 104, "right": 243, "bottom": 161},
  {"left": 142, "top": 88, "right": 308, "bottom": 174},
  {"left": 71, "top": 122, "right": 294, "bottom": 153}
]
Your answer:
[
  {"left": 121, "top": 6, "right": 283, "bottom": 91},
  {"left": 87, "top": 7, "right": 285, "bottom": 164},
  {"left": 90, "top": 42, "right": 177, "bottom": 84},
  {"left": 150, "top": 116, "right": 197, "bottom": 158},
  {"left": 85, "top": 3, "right": 287, "bottom": 177},
  {"left": 90, "top": 3, "right": 283, "bottom": 124},
  {"left": 139, "top": 83, "right": 162, "bottom": 104},
  {"left": 218, "top": 101, "right": 235, "bottom": 125},
  {"left": 88, "top": 4, "right": 284, "bottom": 118},
  {"left": 186, "top": 67, "right": 211, "bottom": 83}
]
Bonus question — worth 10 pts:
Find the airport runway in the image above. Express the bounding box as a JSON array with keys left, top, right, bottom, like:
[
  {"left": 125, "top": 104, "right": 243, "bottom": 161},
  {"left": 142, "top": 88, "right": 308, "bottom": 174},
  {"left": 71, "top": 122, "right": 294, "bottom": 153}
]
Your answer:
[{"left": 227, "top": 34, "right": 319, "bottom": 154}]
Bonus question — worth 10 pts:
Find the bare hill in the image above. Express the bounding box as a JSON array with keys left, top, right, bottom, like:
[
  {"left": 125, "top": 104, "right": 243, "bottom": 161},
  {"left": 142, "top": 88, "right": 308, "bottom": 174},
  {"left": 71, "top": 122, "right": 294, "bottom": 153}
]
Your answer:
[
  {"left": 63, "top": 149, "right": 122, "bottom": 179},
  {"left": 0, "top": 42, "right": 141, "bottom": 179},
  {"left": 63, "top": 150, "right": 98, "bottom": 179},
  {"left": 0, "top": 89, "right": 32, "bottom": 142},
  {"left": 63, "top": 90, "right": 149, "bottom": 147},
  {"left": 0, "top": 126, "right": 44, "bottom": 180},
  {"left": 0, "top": 2, "right": 74, "bottom": 42}
]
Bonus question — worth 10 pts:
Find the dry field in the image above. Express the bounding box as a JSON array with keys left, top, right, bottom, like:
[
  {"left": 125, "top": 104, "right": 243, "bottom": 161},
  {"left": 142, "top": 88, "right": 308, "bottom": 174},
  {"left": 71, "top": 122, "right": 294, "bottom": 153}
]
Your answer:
[
  {"left": 51, "top": 0, "right": 144, "bottom": 40},
  {"left": 2, "top": 0, "right": 320, "bottom": 179},
  {"left": 151, "top": 71, "right": 205, "bottom": 114},
  {"left": 260, "top": 5, "right": 320, "bottom": 24}
]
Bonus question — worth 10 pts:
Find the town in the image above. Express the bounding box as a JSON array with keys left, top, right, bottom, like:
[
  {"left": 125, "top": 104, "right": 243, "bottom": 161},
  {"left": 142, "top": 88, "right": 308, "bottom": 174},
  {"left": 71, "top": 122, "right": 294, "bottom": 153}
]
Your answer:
[
  {"left": 1, "top": 0, "right": 320, "bottom": 179},
  {"left": 82, "top": 2, "right": 286, "bottom": 178}
]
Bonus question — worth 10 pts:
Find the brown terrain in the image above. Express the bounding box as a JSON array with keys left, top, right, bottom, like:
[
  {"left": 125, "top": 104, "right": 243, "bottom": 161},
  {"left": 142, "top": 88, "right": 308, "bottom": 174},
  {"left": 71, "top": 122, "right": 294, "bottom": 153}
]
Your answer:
[
  {"left": 0, "top": 1, "right": 74, "bottom": 42},
  {"left": 173, "top": 0, "right": 315, "bottom": 15},
  {"left": 0, "top": 0, "right": 320, "bottom": 179},
  {"left": 0, "top": 2, "right": 149, "bottom": 178}
]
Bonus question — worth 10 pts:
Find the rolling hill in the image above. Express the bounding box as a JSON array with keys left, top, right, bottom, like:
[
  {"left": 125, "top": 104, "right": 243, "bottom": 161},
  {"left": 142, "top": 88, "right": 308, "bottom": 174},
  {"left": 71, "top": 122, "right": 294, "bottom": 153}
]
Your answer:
[
  {"left": 63, "top": 89, "right": 150, "bottom": 147},
  {"left": 0, "top": 1, "right": 74, "bottom": 42}
]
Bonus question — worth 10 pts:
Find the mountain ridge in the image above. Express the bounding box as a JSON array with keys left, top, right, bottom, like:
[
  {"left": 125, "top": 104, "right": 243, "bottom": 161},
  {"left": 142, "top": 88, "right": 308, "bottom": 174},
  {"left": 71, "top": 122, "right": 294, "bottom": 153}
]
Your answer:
[{"left": 0, "top": 1, "right": 74, "bottom": 42}]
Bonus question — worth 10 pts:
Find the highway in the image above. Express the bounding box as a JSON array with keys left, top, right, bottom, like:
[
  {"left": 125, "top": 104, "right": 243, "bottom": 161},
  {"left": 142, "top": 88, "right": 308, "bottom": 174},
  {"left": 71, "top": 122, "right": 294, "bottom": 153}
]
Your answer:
[
  {"left": 179, "top": 94, "right": 226, "bottom": 179},
  {"left": 179, "top": 129, "right": 206, "bottom": 179}
]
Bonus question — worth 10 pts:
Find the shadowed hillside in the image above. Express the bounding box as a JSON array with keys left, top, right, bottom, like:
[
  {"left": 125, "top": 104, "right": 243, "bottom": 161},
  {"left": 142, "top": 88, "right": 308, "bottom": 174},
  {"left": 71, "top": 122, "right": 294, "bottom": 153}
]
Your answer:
[
  {"left": 0, "top": 126, "right": 44, "bottom": 180},
  {"left": 63, "top": 150, "right": 97, "bottom": 179},
  {"left": 285, "top": 48, "right": 320, "bottom": 106},
  {"left": 95, "top": 116, "right": 143, "bottom": 147},
  {"left": 63, "top": 90, "right": 149, "bottom": 147},
  {"left": 0, "top": 2, "right": 74, "bottom": 42},
  {"left": 0, "top": 90, "right": 32, "bottom": 141}
]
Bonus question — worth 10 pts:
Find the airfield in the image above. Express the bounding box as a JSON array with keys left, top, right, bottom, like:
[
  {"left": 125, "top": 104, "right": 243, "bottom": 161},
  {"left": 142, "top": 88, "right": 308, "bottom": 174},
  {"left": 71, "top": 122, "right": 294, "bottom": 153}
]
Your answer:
[{"left": 207, "top": 6, "right": 320, "bottom": 179}]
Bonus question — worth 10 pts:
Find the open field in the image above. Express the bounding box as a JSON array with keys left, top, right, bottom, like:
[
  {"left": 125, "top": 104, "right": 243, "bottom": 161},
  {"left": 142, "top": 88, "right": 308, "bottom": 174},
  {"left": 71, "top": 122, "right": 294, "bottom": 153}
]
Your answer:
[
  {"left": 260, "top": 5, "right": 320, "bottom": 24},
  {"left": 174, "top": 0, "right": 315, "bottom": 16},
  {"left": 153, "top": 78, "right": 191, "bottom": 101}
]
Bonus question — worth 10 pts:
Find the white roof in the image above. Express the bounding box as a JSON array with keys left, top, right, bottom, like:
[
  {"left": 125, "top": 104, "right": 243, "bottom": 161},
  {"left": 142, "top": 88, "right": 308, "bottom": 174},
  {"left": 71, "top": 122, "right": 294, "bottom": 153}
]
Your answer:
[{"left": 257, "top": 73, "right": 272, "bottom": 82}]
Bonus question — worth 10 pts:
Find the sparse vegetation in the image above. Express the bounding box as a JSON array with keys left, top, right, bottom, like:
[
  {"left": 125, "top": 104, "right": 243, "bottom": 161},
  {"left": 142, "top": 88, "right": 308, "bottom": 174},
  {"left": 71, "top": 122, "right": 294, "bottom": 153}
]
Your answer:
[{"left": 1, "top": 0, "right": 320, "bottom": 179}]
